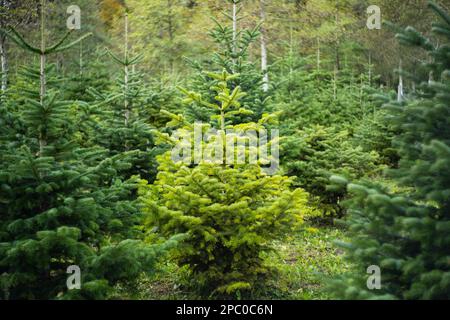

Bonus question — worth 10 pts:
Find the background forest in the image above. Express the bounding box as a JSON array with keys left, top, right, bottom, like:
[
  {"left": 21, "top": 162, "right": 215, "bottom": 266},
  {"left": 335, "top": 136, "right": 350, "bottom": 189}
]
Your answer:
[{"left": 0, "top": 0, "right": 449, "bottom": 300}]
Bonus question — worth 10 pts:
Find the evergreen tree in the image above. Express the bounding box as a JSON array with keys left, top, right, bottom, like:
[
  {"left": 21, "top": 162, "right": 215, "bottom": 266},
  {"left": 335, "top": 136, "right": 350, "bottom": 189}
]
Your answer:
[
  {"left": 274, "top": 54, "right": 373, "bottom": 131},
  {"left": 353, "top": 89, "right": 400, "bottom": 168},
  {"left": 184, "top": 0, "right": 271, "bottom": 124},
  {"left": 139, "top": 70, "right": 316, "bottom": 298},
  {"left": 89, "top": 10, "right": 158, "bottom": 182},
  {"left": 274, "top": 54, "right": 383, "bottom": 216},
  {"left": 0, "top": 1, "right": 179, "bottom": 299},
  {"left": 65, "top": 48, "right": 113, "bottom": 103},
  {"left": 330, "top": 2, "right": 450, "bottom": 299},
  {"left": 283, "top": 124, "right": 381, "bottom": 217}
]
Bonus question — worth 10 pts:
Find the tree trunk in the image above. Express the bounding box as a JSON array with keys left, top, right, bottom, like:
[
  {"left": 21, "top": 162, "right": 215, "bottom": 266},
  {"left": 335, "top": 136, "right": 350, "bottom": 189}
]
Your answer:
[
  {"left": 167, "top": 0, "right": 175, "bottom": 74},
  {"left": 231, "top": 1, "right": 237, "bottom": 72},
  {"left": 360, "top": 75, "right": 364, "bottom": 109},
  {"left": 333, "top": 65, "right": 337, "bottom": 101},
  {"left": 334, "top": 12, "right": 340, "bottom": 71},
  {"left": 39, "top": 0, "right": 47, "bottom": 155},
  {"left": 289, "top": 24, "right": 293, "bottom": 76},
  {"left": 260, "top": 0, "right": 269, "bottom": 92},
  {"left": 0, "top": 0, "right": 10, "bottom": 92},
  {"left": 0, "top": 35, "right": 8, "bottom": 92},
  {"left": 124, "top": 12, "right": 130, "bottom": 127},
  {"left": 397, "top": 60, "right": 404, "bottom": 102},
  {"left": 79, "top": 40, "right": 83, "bottom": 79},
  {"left": 316, "top": 38, "right": 320, "bottom": 72}
]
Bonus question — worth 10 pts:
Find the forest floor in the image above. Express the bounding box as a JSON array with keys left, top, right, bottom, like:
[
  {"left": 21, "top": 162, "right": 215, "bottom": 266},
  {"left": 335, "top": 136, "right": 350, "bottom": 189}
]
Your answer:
[{"left": 119, "top": 225, "right": 349, "bottom": 300}]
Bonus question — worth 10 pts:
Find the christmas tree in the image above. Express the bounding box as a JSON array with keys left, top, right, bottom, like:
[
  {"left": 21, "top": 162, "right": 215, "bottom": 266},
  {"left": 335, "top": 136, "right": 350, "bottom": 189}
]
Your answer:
[
  {"left": 87, "top": 9, "right": 158, "bottom": 182},
  {"left": 330, "top": 2, "right": 450, "bottom": 299},
  {"left": 139, "top": 70, "right": 316, "bottom": 297},
  {"left": 0, "top": 0, "right": 179, "bottom": 299},
  {"left": 184, "top": 0, "right": 271, "bottom": 124},
  {"left": 274, "top": 50, "right": 384, "bottom": 217}
]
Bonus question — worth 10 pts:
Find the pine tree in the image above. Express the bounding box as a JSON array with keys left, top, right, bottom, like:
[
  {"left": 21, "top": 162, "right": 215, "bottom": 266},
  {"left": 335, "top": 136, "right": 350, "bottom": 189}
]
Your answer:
[
  {"left": 88, "top": 9, "right": 158, "bottom": 182},
  {"left": 66, "top": 47, "right": 113, "bottom": 103},
  {"left": 330, "top": 2, "right": 450, "bottom": 299},
  {"left": 0, "top": 1, "right": 179, "bottom": 299},
  {"left": 274, "top": 53, "right": 383, "bottom": 216},
  {"left": 184, "top": 0, "right": 270, "bottom": 124},
  {"left": 282, "top": 124, "right": 381, "bottom": 217},
  {"left": 353, "top": 89, "right": 400, "bottom": 168},
  {"left": 274, "top": 53, "right": 374, "bottom": 131},
  {"left": 139, "top": 70, "right": 316, "bottom": 298}
]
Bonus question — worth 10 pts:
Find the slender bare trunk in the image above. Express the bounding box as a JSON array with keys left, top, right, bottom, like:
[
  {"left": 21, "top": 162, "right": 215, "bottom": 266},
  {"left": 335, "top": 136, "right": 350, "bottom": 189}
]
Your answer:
[
  {"left": 260, "top": 0, "right": 269, "bottom": 92},
  {"left": 332, "top": 5, "right": 339, "bottom": 91},
  {"left": 40, "top": 0, "right": 46, "bottom": 104},
  {"left": 397, "top": 59, "right": 404, "bottom": 102},
  {"left": 333, "top": 65, "right": 337, "bottom": 101},
  {"left": 289, "top": 24, "right": 293, "bottom": 76},
  {"left": 39, "top": 0, "right": 47, "bottom": 155},
  {"left": 167, "top": 0, "right": 175, "bottom": 74},
  {"left": 334, "top": 12, "right": 340, "bottom": 71},
  {"left": 79, "top": 40, "right": 83, "bottom": 79},
  {"left": 317, "top": 38, "right": 320, "bottom": 72},
  {"left": 0, "top": 0, "right": 8, "bottom": 92},
  {"left": 232, "top": 1, "right": 237, "bottom": 71},
  {"left": 360, "top": 75, "right": 364, "bottom": 109},
  {"left": 0, "top": 35, "right": 7, "bottom": 92},
  {"left": 124, "top": 12, "right": 130, "bottom": 127}
]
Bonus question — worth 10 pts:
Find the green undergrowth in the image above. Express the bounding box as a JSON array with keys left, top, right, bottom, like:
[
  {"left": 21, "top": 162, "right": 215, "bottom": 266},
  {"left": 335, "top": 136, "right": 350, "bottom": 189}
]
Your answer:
[{"left": 117, "top": 225, "right": 349, "bottom": 300}]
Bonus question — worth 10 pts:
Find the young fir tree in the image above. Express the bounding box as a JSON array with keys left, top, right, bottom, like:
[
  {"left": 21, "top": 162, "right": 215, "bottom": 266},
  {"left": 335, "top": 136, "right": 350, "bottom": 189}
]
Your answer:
[
  {"left": 66, "top": 47, "right": 113, "bottom": 103},
  {"left": 274, "top": 53, "right": 383, "bottom": 216},
  {"left": 139, "top": 70, "right": 316, "bottom": 298},
  {"left": 282, "top": 124, "right": 381, "bottom": 217},
  {"left": 185, "top": 0, "right": 270, "bottom": 124},
  {"left": 88, "top": 10, "right": 158, "bottom": 182},
  {"left": 0, "top": 1, "right": 179, "bottom": 299},
  {"left": 353, "top": 88, "right": 400, "bottom": 168},
  {"left": 330, "top": 2, "right": 450, "bottom": 299},
  {"left": 64, "top": 48, "right": 117, "bottom": 148}
]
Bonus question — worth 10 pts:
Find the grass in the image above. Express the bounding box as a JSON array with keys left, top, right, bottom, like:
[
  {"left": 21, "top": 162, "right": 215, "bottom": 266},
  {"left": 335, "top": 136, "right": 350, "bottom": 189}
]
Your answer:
[
  {"left": 119, "top": 224, "right": 349, "bottom": 300},
  {"left": 260, "top": 225, "right": 349, "bottom": 300}
]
